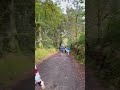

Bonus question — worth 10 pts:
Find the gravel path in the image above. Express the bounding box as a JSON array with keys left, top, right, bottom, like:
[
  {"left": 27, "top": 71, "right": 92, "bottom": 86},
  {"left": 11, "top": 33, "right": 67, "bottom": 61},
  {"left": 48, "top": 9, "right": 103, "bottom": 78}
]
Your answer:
[{"left": 35, "top": 53, "right": 85, "bottom": 90}]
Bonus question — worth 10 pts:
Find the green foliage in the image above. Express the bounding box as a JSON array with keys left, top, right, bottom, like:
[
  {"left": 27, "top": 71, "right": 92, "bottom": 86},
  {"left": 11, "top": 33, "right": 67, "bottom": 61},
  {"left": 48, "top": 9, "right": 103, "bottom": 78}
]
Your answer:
[
  {"left": 75, "top": 46, "right": 85, "bottom": 64},
  {"left": 35, "top": 0, "right": 85, "bottom": 49},
  {"left": 35, "top": 0, "right": 65, "bottom": 48},
  {"left": 71, "top": 32, "right": 85, "bottom": 64},
  {"left": 79, "top": 32, "right": 85, "bottom": 44},
  {"left": 35, "top": 48, "right": 57, "bottom": 63}
]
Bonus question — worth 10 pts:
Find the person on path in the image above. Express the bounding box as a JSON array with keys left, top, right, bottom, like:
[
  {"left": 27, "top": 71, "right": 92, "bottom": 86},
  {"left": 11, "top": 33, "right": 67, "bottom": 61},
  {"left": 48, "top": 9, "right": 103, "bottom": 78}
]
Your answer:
[
  {"left": 65, "top": 46, "right": 71, "bottom": 55},
  {"left": 64, "top": 47, "right": 67, "bottom": 53},
  {"left": 35, "top": 64, "right": 45, "bottom": 89},
  {"left": 59, "top": 46, "right": 64, "bottom": 55}
]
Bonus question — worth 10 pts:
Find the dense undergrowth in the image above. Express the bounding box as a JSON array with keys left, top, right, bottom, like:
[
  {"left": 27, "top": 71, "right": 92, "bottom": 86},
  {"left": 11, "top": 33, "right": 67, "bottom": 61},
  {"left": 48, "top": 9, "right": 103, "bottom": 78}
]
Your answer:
[{"left": 71, "top": 32, "right": 85, "bottom": 64}]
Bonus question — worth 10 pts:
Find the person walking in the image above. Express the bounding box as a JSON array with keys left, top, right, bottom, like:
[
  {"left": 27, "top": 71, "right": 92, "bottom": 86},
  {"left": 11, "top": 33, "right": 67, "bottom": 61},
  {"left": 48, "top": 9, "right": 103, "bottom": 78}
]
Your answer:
[
  {"left": 64, "top": 47, "right": 66, "bottom": 53},
  {"left": 59, "top": 46, "right": 64, "bottom": 55},
  {"left": 65, "top": 46, "right": 71, "bottom": 55},
  {"left": 35, "top": 64, "right": 45, "bottom": 89}
]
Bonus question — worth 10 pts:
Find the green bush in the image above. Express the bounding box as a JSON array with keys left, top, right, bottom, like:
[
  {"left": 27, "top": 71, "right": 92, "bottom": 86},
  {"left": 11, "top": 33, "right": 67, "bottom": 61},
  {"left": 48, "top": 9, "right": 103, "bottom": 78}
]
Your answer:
[
  {"left": 72, "top": 32, "right": 85, "bottom": 64},
  {"left": 75, "top": 45, "right": 85, "bottom": 64},
  {"left": 79, "top": 32, "right": 85, "bottom": 44}
]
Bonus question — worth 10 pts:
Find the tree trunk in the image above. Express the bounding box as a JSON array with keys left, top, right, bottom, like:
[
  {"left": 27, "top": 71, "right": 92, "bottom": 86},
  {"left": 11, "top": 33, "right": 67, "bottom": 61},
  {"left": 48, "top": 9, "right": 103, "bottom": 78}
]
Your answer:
[
  {"left": 97, "top": 0, "right": 102, "bottom": 44},
  {"left": 9, "top": 0, "right": 21, "bottom": 53}
]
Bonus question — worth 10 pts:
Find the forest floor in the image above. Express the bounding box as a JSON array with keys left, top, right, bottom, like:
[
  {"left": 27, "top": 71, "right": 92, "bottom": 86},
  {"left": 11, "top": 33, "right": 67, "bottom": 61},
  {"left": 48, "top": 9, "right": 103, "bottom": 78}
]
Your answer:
[{"left": 9, "top": 53, "right": 106, "bottom": 90}]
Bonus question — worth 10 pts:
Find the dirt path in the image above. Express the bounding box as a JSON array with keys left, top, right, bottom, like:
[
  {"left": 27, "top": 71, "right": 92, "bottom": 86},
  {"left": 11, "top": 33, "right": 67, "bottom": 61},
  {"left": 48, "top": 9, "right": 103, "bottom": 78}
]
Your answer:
[
  {"left": 35, "top": 53, "right": 85, "bottom": 90},
  {"left": 10, "top": 53, "right": 106, "bottom": 90}
]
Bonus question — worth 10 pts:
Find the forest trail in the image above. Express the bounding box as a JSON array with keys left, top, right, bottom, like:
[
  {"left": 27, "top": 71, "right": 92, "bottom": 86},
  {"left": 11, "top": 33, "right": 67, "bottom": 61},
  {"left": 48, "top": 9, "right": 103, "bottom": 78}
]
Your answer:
[
  {"left": 11, "top": 53, "right": 105, "bottom": 90},
  {"left": 35, "top": 53, "right": 85, "bottom": 90}
]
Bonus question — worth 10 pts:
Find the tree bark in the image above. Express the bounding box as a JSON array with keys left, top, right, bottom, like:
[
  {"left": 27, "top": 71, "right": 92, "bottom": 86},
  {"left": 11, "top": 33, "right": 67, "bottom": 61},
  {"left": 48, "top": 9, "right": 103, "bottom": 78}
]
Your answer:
[{"left": 9, "top": 0, "right": 21, "bottom": 53}]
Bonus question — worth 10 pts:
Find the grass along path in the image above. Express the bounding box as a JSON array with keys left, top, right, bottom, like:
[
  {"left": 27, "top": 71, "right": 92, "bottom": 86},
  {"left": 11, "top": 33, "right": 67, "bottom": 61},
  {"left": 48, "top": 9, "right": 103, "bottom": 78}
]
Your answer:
[{"left": 35, "top": 48, "right": 57, "bottom": 63}]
